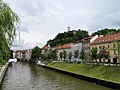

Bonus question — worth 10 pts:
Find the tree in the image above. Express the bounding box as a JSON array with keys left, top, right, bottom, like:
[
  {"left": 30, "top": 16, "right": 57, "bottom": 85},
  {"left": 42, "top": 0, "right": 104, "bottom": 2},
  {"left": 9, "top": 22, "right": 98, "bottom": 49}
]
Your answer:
[
  {"left": 9, "top": 50, "right": 13, "bottom": 58},
  {"left": 91, "top": 47, "right": 98, "bottom": 64},
  {"left": 51, "top": 49, "right": 57, "bottom": 60},
  {"left": 80, "top": 49, "right": 86, "bottom": 63},
  {"left": 46, "top": 29, "right": 89, "bottom": 47},
  {"left": 59, "top": 52, "right": 63, "bottom": 60},
  {"left": 47, "top": 51, "right": 52, "bottom": 61},
  {"left": 68, "top": 52, "right": 72, "bottom": 61},
  {"left": 74, "top": 50, "right": 79, "bottom": 58},
  {"left": 0, "top": 31, "right": 10, "bottom": 60},
  {"left": 92, "top": 28, "right": 120, "bottom": 36},
  {"left": 31, "top": 46, "right": 42, "bottom": 63},
  {"left": 98, "top": 46, "right": 110, "bottom": 65},
  {"left": 0, "top": 0, "right": 19, "bottom": 46},
  {"left": 63, "top": 50, "right": 67, "bottom": 61},
  {"left": 0, "top": 0, "right": 19, "bottom": 60}
]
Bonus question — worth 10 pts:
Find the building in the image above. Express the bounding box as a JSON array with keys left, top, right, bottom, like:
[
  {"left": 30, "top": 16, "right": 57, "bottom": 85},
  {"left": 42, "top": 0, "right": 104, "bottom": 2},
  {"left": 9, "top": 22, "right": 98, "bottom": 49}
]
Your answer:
[
  {"left": 81, "top": 35, "right": 98, "bottom": 63},
  {"left": 14, "top": 50, "right": 32, "bottom": 61},
  {"left": 57, "top": 43, "right": 74, "bottom": 61},
  {"left": 91, "top": 33, "right": 120, "bottom": 64},
  {"left": 71, "top": 42, "right": 82, "bottom": 61},
  {"left": 25, "top": 50, "right": 32, "bottom": 61}
]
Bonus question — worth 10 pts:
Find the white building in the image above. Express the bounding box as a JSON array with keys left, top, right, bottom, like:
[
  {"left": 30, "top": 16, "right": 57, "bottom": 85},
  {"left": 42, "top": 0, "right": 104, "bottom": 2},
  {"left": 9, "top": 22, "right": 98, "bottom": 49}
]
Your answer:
[
  {"left": 71, "top": 42, "right": 82, "bottom": 61},
  {"left": 57, "top": 43, "right": 74, "bottom": 61},
  {"left": 14, "top": 50, "right": 32, "bottom": 61}
]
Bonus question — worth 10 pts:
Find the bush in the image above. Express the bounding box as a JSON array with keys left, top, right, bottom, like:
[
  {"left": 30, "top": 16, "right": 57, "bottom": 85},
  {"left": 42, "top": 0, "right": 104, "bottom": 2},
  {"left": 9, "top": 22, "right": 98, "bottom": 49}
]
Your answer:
[{"left": 0, "top": 59, "right": 6, "bottom": 65}]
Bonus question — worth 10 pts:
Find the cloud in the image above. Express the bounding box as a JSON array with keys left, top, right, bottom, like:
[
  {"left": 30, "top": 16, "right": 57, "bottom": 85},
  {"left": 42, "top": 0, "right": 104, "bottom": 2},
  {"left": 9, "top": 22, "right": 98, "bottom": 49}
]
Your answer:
[{"left": 4, "top": 0, "right": 120, "bottom": 49}]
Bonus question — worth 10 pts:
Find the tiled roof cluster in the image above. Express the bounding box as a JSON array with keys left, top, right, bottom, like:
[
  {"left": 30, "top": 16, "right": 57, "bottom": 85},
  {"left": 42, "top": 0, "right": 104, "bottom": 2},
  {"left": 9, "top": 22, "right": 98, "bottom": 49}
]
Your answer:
[
  {"left": 42, "top": 45, "right": 49, "bottom": 50},
  {"left": 15, "top": 50, "right": 28, "bottom": 53},
  {"left": 43, "top": 43, "right": 74, "bottom": 50},
  {"left": 81, "top": 36, "right": 94, "bottom": 42},
  {"left": 57, "top": 43, "right": 74, "bottom": 50},
  {"left": 91, "top": 33, "right": 120, "bottom": 45}
]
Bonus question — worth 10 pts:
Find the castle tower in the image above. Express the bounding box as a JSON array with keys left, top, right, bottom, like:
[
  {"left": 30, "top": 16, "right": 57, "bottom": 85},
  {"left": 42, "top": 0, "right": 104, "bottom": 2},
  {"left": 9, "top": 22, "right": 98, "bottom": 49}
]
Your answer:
[{"left": 67, "top": 26, "right": 70, "bottom": 31}]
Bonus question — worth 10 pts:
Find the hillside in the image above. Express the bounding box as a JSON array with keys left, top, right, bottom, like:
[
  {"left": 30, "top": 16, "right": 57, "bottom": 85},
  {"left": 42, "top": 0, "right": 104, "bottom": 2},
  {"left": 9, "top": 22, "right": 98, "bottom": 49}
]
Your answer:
[
  {"left": 92, "top": 28, "right": 120, "bottom": 36},
  {"left": 46, "top": 29, "right": 89, "bottom": 47},
  {"left": 46, "top": 28, "right": 120, "bottom": 47}
]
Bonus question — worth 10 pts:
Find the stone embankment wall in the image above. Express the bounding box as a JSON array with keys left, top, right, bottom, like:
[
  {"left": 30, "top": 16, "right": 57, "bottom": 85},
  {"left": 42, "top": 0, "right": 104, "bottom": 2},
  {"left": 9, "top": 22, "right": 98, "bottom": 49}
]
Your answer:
[
  {"left": 0, "top": 63, "right": 9, "bottom": 84},
  {"left": 38, "top": 64, "right": 120, "bottom": 90}
]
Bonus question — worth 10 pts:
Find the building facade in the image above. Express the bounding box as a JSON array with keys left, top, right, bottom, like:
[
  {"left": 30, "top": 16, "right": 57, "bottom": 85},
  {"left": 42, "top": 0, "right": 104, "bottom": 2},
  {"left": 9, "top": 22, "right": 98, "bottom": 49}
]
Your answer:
[
  {"left": 14, "top": 50, "right": 32, "bottom": 61},
  {"left": 91, "top": 33, "right": 120, "bottom": 64},
  {"left": 57, "top": 43, "right": 74, "bottom": 61},
  {"left": 82, "top": 35, "right": 98, "bottom": 63},
  {"left": 71, "top": 42, "right": 82, "bottom": 61}
]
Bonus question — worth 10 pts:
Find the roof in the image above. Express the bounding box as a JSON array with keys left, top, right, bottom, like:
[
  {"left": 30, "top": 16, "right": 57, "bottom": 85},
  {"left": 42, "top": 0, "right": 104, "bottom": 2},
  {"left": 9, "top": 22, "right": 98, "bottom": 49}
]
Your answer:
[
  {"left": 81, "top": 36, "right": 94, "bottom": 42},
  {"left": 42, "top": 45, "right": 49, "bottom": 50},
  {"left": 15, "top": 50, "right": 28, "bottom": 53},
  {"left": 57, "top": 43, "right": 74, "bottom": 50},
  {"left": 91, "top": 33, "right": 120, "bottom": 45}
]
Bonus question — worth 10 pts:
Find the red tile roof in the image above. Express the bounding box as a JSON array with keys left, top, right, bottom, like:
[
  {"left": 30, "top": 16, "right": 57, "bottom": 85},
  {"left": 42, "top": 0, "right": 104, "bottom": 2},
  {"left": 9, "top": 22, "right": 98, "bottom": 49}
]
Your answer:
[
  {"left": 57, "top": 43, "right": 74, "bottom": 50},
  {"left": 91, "top": 33, "right": 120, "bottom": 45},
  {"left": 81, "top": 36, "right": 94, "bottom": 42},
  {"left": 15, "top": 50, "right": 28, "bottom": 53},
  {"left": 42, "top": 45, "right": 49, "bottom": 50}
]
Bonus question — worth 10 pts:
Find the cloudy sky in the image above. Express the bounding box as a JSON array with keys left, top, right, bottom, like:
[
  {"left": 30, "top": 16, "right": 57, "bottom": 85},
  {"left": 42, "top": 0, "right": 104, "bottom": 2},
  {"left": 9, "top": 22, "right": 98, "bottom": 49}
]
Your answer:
[{"left": 4, "top": 0, "right": 120, "bottom": 50}]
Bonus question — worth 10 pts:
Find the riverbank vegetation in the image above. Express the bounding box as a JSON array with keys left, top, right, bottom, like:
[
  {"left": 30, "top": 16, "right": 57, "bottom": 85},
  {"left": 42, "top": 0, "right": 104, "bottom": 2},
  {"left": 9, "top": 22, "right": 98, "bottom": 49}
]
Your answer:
[
  {"left": 0, "top": 59, "right": 6, "bottom": 65},
  {"left": 47, "top": 62, "right": 120, "bottom": 83},
  {"left": 0, "top": 0, "right": 19, "bottom": 61}
]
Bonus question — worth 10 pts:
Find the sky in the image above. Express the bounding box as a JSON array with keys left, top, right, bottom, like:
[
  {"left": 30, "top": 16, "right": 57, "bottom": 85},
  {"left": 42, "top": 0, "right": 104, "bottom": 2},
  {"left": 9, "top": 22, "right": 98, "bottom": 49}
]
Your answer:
[{"left": 4, "top": 0, "right": 120, "bottom": 50}]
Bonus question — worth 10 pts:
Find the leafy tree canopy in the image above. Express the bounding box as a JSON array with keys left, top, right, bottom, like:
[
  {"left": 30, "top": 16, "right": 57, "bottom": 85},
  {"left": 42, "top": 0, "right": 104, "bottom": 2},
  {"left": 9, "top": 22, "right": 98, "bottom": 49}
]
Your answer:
[
  {"left": 92, "top": 28, "right": 120, "bottom": 36},
  {"left": 47, "top": 29, "right": 89, "bottom": 47},
  {"left": 31, "top": 46, "right": 42, "bottom": 60},
  {"left": 0, "top": 0, "right": 19, "bottom": 60}
]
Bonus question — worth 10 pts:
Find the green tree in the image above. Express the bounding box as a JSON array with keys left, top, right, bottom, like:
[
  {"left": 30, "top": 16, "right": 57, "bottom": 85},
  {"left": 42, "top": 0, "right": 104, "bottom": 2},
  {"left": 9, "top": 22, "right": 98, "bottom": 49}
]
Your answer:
[
  {"left": 63, "top": 50, "right": 67, "bottom": 61},
  {"left": 0, "top": 0, "right": 19, "bottom": 46},
  {"left": 0, "top": 0, "right": 19, "bottom": 60},
  {"left": 46, "top": 29, "right": 89, "bottom": 47},
  {"left": 91, "top": 47, "right": 98, "bottom": 64},
  {"left": 47, "top": 51, "right": 52, "bottom": 61},
  {"left": 59, "top": 52, "right": 63, "bottom": 60},
  {"left": 0, "top": 31, "right": 10, "bottom": 60},
  {"left": 9, "top": 50, "right": 13, "bottom": 58},
  {"left": 68, "top": 52, "right": 72, "bottom": 61},
  {"left": 51, "top": 49, "right": 57, "bottom": 60},
  {"left": 92, "top": 28, "right": 120, "bottom": 36},
  {"left": 74, "top": 50, "right": 79, "bottom": 58},
  {"left": 31, "top": 46, "right": 42, "bottom": 63},
  {"left": 98, "top": 46, "right": 110, "bottom": 65},
  {"left": 80, "top": 49, "right": 86, "bottom": 63}
]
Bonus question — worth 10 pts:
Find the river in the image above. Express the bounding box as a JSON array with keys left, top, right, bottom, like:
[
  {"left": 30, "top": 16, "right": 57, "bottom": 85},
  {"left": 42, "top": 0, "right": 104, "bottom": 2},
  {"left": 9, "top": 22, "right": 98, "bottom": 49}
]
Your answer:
[{"left": 0, "top": 62, "right": 112, "bottom": 90}]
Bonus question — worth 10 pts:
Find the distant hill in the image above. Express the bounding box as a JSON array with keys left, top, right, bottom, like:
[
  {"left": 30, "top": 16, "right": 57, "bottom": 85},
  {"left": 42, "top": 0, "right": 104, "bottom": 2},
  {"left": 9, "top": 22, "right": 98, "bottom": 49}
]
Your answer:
[
  {"left": 92, "top": 28, "right": 120, "bottom": 36},
  {"left": 46, "top": 29, "right": 89, "bottom": 47},
  {"left": 46, "top": 28, "right": 120, "bottom": 47}
]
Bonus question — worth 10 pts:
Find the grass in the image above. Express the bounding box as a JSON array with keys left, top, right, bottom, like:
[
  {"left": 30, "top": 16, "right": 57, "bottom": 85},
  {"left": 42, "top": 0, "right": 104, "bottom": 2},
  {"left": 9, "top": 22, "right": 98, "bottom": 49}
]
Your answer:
[{"left": 47, "top": 62, "right": 120, "bottom": 83}]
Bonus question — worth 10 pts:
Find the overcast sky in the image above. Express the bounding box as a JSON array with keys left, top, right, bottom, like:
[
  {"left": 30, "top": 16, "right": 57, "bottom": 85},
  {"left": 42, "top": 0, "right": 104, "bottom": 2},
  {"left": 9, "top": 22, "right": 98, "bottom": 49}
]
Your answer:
[{"left": 4, "top": 0, "right": 120, "bottom": 50}]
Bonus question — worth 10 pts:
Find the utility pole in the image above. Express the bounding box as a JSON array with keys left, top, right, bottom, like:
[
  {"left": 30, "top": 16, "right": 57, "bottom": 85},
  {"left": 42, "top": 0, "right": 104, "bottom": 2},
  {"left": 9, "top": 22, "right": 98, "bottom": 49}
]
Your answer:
[{"left": 118, "top": 41, "right": 120, "bottom": 65}]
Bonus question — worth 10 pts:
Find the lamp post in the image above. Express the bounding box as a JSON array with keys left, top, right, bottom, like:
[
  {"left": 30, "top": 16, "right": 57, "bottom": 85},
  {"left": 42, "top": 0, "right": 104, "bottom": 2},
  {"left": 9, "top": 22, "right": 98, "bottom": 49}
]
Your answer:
[{"left": 117, "top": 41, "right": 120, "bottom": 65}]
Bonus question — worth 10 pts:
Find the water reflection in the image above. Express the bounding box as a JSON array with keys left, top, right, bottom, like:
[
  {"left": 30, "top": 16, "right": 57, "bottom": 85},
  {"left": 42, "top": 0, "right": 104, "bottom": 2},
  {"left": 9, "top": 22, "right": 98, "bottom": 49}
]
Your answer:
[{"left": 0, "top": 62, "right": 112, "bottom": 90}]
